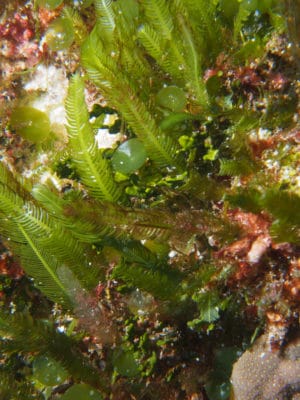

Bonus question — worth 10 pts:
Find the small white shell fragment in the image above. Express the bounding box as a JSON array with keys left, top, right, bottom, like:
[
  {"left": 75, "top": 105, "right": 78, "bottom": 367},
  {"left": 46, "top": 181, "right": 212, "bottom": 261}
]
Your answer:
[{"left": 247, "top": 235, "right": 271, "bottom": 264}]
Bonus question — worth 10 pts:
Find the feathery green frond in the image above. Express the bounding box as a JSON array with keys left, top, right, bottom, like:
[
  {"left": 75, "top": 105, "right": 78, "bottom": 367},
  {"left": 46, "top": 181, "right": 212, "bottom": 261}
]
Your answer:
[
  {"left": 219, "top": 158, "right": 257, "bottom": 176},
  {"left": 181, "top": 171, "right": 224, "bottom": 201},
  {"left": 119, "top": 45, "right": 152, "bottom": 87},
  {"left": 64, "top": 199, "right": 172, "bottom": 243},
  {"left": 110, "top": 239, "right": 161, "bottom": 267},
  {"left": 0, "top": 166, "right": 100, "bottom": 305},
  {"left": 81, "top": 34, "right": 183, "bottom": 169},
  {"left": 31, "top": 185, "right": 102, "bottom": 282},
  {"left": 270, "top": 219, "right": 300, "bottom": 244},
  {"left": 113, "top": 261, "right": 183, "bottom": 300},
  {"left": 81, "top": 22, "right": 120, "bottom": 88},
  {"left": 261, "top": 189, "right": 300, "bottom": 226},
  {"left": 0, "top": 367, "right": 40, "bottom": 400},
  {"left": 137, "top": 23, "right": 184, "bottom": 82},
  {"left": 142, "top": 0, "right": 173, "bottom": 41},
  {"left": 177, "top": 15, "right": 209, "bottom": 107},
  {"left": 182, "top": 0, "right": 221, "bottom": 58},
  {"left": 61, "top": 6, "right": 88, "bottom": 44},
  {"left": 112, "top": 90, "right": 184, "bottom": 169},
  {"left": 0, "top": 312, "right": 108, "bottom": 392},
  {"left": 66, "top": 74, "right": 121, "bottom": 202},
  {"left": 137, "top": 24, "right": 165, "bottom": 62},
  {"left": 227, "top": 186, "right": 300, "bottom": 227},
  {"left": 94, "top": 0, "right": 115, "bottom": 39},
  {"left": 225, "top": 188, "right": 263, "bottom": 214},
  {"left": 0, "top": 189, "right": 70, "bottom": 305},
  {"left": 234, "top": 2, "right": 252, "bottom": 41},
  {"left": 113, "top": 0, "right": 139, "bottom": 36},
  {"left": 80, "top": 31, "right": 115, "bottom": 90}
]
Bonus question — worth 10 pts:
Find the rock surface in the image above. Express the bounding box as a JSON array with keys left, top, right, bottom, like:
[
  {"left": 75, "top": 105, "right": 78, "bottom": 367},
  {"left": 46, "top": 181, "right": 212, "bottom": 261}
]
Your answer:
[{"left": 230, "top": 333, "right": 300, "bottom": 400}]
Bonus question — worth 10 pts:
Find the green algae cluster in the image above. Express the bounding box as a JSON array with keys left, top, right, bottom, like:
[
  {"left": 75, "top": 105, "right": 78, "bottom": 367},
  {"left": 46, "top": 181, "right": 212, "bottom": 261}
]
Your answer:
[{"left": 0, "top": 1, "right": 299, "bottom": 399}]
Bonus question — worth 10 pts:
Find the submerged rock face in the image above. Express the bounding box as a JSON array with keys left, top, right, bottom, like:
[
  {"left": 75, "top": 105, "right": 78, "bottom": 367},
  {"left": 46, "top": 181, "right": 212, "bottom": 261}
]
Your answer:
[{"left": 230, "top": 334, "right": 300, "bottom": 400}]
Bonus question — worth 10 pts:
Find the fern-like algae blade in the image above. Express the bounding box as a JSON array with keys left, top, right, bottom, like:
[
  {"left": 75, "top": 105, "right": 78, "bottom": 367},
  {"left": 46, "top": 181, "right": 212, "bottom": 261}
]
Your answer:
[
  {"left": 30, "top": 184, "right": 102, "bottom": 288},
  {"left": 137, "top": 24, "right": 165, "bottom": 63},
  {"left": 65, "top": 74, "right": 121, "bottom": 202},
  {"left": 0, "top": 165, "right": 99, "bottom": 306},
  {"left": 137, "top": 22, "right": 184, "bottom": 82},
  {"left": 0, "top": 312, "right": 109, "bottom": 393},
  {"left": 81, "top": 26, "right": 184, "bottom": 171},
  {"left": 233, "top": 1, "right": 252, "bottom": 42},
  {"left": 80, "top": 26, "right": 119, "bottom": 91},
  {"left": 0, "top": 184, "right": 71, "bottom": 306},
  {"left": 142, "top": 0, "right": 173, "bottom": 41},
  {"left": 184, "top": 0, "right": 220, "bottom": 53},
  {"left": 113, "top": 261, "right": 183, "bottom": 301},
  {"left": 94, "top": 0, "right": 115, "bottom": 38},
  {"left": 177, "top": 15, "right": 209, "bottom": 108},
  {"left": 261, "top": 189, "right": 300, "bottom": 226},
  {"left": 32, "top": 186, "right": 106, "bottom": 252},
  {"left": 0, "top": 369, "right": 37, "bottom": 400},
  {"left": 63, "top": 198, "right": 172, "bottom": 243},
  {"left": 219, "top": 158, "right": 257, "bottom": 177},
  {"left": 112, "top": 90, "right": 184, "bottom": 170}
]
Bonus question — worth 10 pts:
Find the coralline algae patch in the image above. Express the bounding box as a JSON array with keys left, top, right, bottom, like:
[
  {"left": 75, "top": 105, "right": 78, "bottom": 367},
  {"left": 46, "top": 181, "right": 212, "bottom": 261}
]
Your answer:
[
  {"left": 0, "top": 1, "right": 62, "bottom": 126},
  {"left": 0, "top": 3, "right": 42, "bottom": 119},
  {"left": 0, "top": 4, "right": 41, "bottom": 69}
]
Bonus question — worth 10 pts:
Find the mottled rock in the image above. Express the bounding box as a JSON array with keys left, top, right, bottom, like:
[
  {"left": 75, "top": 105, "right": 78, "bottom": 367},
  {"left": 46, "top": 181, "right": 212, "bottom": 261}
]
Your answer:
[{"left": 230, "top": 333, "right": 300, "bottom": 400}]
